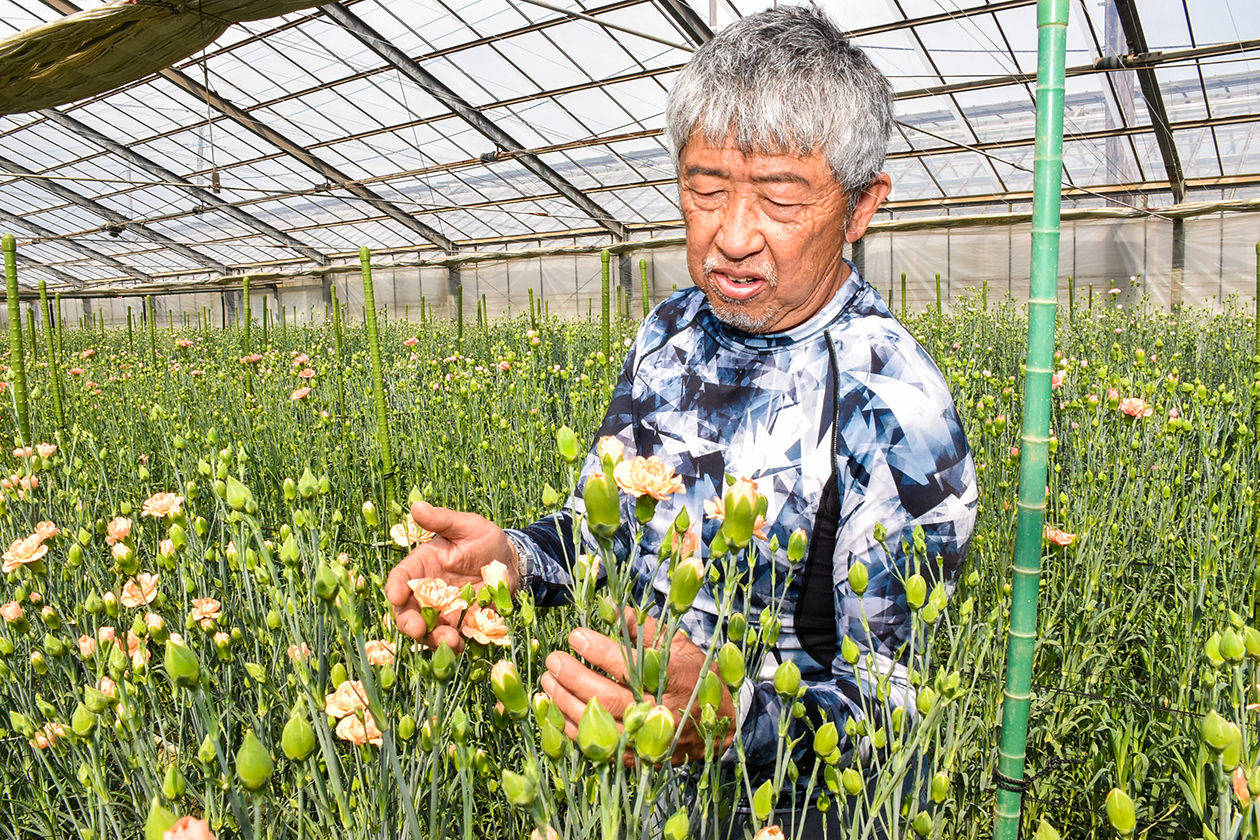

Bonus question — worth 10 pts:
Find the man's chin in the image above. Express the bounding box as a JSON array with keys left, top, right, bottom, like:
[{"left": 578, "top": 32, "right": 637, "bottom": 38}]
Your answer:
[{"left": 707, "top": 299, "right": 781, "bottom": 334}]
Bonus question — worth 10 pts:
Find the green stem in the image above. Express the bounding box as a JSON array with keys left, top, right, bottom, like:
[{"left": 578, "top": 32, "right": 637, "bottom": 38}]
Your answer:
[
  {"left": 37, "top": 279, "right": 65, "bottom": 432},
  {"left": 359, "top": 247, "right": 396, "bottom": 511},
  {"left": 2, "top": 234, "right": 32, "bottom": 446},
  {"left": 993, "top": 1, "right": 1068, "bottom": 836}
]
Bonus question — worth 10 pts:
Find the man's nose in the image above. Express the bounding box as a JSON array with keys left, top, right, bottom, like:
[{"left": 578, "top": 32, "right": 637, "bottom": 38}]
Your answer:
[{"left": 712, "top": 196, "right": 766, "bottom": 261}]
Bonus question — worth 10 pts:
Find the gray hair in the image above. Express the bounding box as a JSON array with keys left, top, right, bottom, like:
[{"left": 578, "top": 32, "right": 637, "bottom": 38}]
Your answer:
[{"left": 665, "top": 4, "right": 894, "bottom": 213}]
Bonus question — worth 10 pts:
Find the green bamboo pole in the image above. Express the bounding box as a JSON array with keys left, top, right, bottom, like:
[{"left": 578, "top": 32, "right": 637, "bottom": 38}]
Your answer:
[
  {"left": 455, "top": 283, "right": 464, "bottom": 355},
  {"left": 127, "top": 307, "right": 134, "bottom": 353},
  {"left": 994, "top": 1, "right": 1068, "bottom": 836},
  {"left": 640, "top": 258, "right": 651, "bottom": 318},
  {"left": 900, "top": 272, "right": 908, "bottom": 320},
  {"left": 2, "top": 235, "right": 32, "bottom": 446},
  {"left": 37, "top": 279, "right": 65, "bottom": 432},
  {"left": 54, "top": 295, "right": 63, "bottom": 368},
  {"left": 600, "top": 249, "right": 611, "bottom": 359},
  {"left": 528, "top": 288, "right": 538, "bottom": 330},
  {"left": 26, "top": 309, "right": 36, "bottom": 365},
  {"left": 359, "top": 248, "right": 396, "bottom": 511},
  {"left": 147, "top": 295, "right": 158, "bottom": 366},
  {"left": 1067, "top": 275, "right": 1075, "bottom": 321},
  {"left": 330, "top": 286, "right": 348, "bottom": 438}
]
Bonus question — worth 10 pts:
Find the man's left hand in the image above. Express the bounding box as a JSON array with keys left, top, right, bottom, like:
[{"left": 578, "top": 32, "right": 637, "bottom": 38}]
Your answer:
[{"left": 540, "top": 617, "right": 736, "bottom": 764}]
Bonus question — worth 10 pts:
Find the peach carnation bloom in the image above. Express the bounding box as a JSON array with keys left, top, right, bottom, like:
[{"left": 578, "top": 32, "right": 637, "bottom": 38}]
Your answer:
[
  {"left": 1044, "top": 526, "right": 1076, "bottom": 547},
  {"left": 142, "top": 492, "right": 185, "bottom": 518},
  {"left": 78, "top": 635, "right": 97, "bottom": 657},
  {"left": 159, "top": 539, "right": 176, "bottom": 558},
  {"left": 298, "top": 368, "right": 315, "bottom": 379},
  {"left": 530, "top": 828, "right": 560, "bottom": 840},
  {"left": 1118, "top": 397, "right": 1153, "bottom": 418},
  {"left": 1, "top": 600, "right": 22, "bottom": 622},
  {"left": 3, "top": 534, "right": 49, "bottom": 573},
  {"left": 105, "top": 516, "right": 133, "bottom": 545},
  {"left": 407, "top": 578, "right": 469, "bottom": 614},
  {"left": 291, "top": 386, "right": 311, "bottom": 401},
  {"left": 286, "top": 643, "right": 312, "bottom": 661},
  {"left": 614, "top": 455, "right": 684, "bottom": 500},
  {"left": 364, "top": 639, "right": 396, "bottom": 666},
  {"left": 164, "top": 815, "right": 216, "bottom": 840},
  {"left": 97, "top": 626, "right": 118, "bottom": 646},
  {"left": 34, "top": 521, "right": 58, "bottom": 541},
  {"left": 11, "top": 446, "right": 33, "bottom": 458},
  {"left": 596, "top": 435, "right": 625, "bottom": 463},
  {"left": 190, "top": 597, "right": 222, "bottom": 629},
  {"left": 390, "top": 519, "right": 435, "bottom": 548},
  {"left": 30, "top": 721, "right": 66, "bottom": 750},
  {"left": 480, "top": 560, "right": 509, "bottom": 589},
  {"left": 702, "top": 495, "right": 768, "bottom": 541},
  {"left": 325, "top": 679, "right": 371, "bottom": 719},
  {"left": 403, "top": 336, "right": 419, "bottom": 347},
  {"left": 461, "top": 605, "right": 510, "bottom": 646},
  {"left": 98, "top": 675, "right": 118, "bottom": 699},
  {"left": 334, "top": 711, "right": 384, "bottom": 746},
  {"left": 120, "top": 572, "right": 159, "bottom": 608},
  {"left": 1051, "top": 370, "right": 1065, "bottom": 389},
  {"left": 662, "top": 527, "right": 700, "bottom": 559},
  {"left": 753, "top": 827, "right": 785, "bottom": 840}
]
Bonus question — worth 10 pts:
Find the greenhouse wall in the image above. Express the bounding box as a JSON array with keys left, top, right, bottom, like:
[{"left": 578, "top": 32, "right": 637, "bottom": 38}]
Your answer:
[{"left": 7, "top": 213, "right": 1258, "bottom": 330}]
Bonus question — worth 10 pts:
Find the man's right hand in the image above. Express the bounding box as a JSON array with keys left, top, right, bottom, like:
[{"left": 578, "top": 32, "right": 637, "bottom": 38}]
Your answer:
[{"left": 384, "top": 501, "right": 521, "bottom": 652}]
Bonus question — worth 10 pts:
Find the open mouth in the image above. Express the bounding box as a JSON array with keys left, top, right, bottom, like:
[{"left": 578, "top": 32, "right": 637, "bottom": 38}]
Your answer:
[{"left": 711, "top": 271, "right": 766, "bottom": 301}]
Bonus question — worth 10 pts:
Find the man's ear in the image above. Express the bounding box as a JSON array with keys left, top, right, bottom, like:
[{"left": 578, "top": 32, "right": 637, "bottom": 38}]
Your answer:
[{"left": 844, "top": 173, "right": 892, "bottom": 243}]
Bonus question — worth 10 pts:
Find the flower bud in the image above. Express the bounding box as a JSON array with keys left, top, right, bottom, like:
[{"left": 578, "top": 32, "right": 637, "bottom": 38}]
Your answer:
[
  {"left": 234, "top": 729, "right": 274, "bottom": 792},
  {"left": 1245, "top": 627, "right": 1260, "bottom": 660},
  {"left": 721, "top": 479, "right": 758, "bottom": 549},
  {"left": 281, "top": 707, "right": 317, "bottom": 761},
  {"left": 663, "top": 810, "right": 690, "bottom": 840},
  {"left": 1201, "top": 709, "right": 1232, "bottom": 753},
  {"left": 904, "top": 574, "right": 927, "bottom": 610},
  {"left": 582, "top": 472, "right": 621, "bottom": 539},
  {"left": 576, "top": 698, "right": 620, "bottom": 763},
  {"left": 698, "top": 670, "right": 724, "bottom": 709},
  {"left": 314, "top": 563, "right": 340, "bottom": 602},
  {"left": 717, "top": 642, "right": 745, "bottom": 689},
  {"left": 432, "top": 642, "right": 458, "bottom": 682},
  {"left": 787, "top": 528, "right": 807, "bottom": 562},
  {"left": 1220, "top": 627, "right": 1246, "bottom": 663},
  {"left": 501, "top": 767, "right": 539, "bottom": 807},
  {"left": 298, "top": 468, "right": 319, "bottom": 500},
  {"left": 668, "top": 556, "right": 704, "bottom": 615},
  {"left": 164, "top": 639, "right": 200, "bottom": 689},
  {"left": 71, "top": 702, "right": 96, "bottom": 737},
  {"left": 752, "top": 779, "right": 775, "bottom": 821},
  {"left": 162, "top": 763, "right": 186, "bottom": 800},
  {"left": 813, "top": 722, "right": 839, "bottom": 758},
  {"left": 635, "top": 705, "right": 675, "bottom": 764},
  {"left": 283, "top": 477, "right": 297, "bottom": 502},
  {"left": 728, "top": 612, "right": 746, "bottom": 641},
  {"left": 490, "top": 661, "right": 529, "bottom": 720},
  {"left": 911, "top": 812, "right": 932, "bottom": 837},
  {"left": 143, "top": 797, "right": 177, "bottom": 840},
  {"left": 540, "top": 717, "right": 567, "bottom": 760},
  {"left": 1104, "top": 788, "right": 1135, "bottom": 837},
  {"left": 361, "top": 500, "right": 379, "bottom": 527},
  {"left": 397, "top": 714, "right": 416, "bottom": 742},
  {"left": 225, "top": 476, "right": 252, "bottom": 513},
  {"left": 772, "top": 661, "right": 801, "bottom": 699},
  {"left": 842, "top": 767, "right": 863, "bottom": 796},
  {"left": 556, "top": 426, "right": 580, "bottom": 463},
  {"left": 841, "top": 636, "right": 860, "bottom": 665},
  {"left": 848, "top": 563, "right": 869, "bottom": 596},
  {"left": 197, "top": 733, "right": 217, "bottom": 766}
]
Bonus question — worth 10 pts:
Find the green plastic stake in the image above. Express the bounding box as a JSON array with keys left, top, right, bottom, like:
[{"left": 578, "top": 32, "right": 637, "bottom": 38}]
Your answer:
[
  {"left": 2, "top": 234, "right": 31, "bottom": 446},
  {"left": 330, "top": 286, "right": 348, "bottom": 442},
  {"left": 127, "top": 306, "right": 134, "bottom": 353},
  {"left": 1067, "top": 275, "right": 1075, "bottom": 321},
  {"left": 242, "top": 276, "right": 253, "bottom": 396},
  {"left": 360, "top": 247, "right": 396, "bottom": 510},
  {"left": 601, "top": 249, "right": 611, "bottom": 360},
  {"left": 640, "top": 258, "right": 651, "bottom": 318},
  {"left": 26, "top": 308, "right": 35, "bottom": 365},
  {"left": 528, "top": 288, "right": 538, "bottom": 330},
  {"left": 455, "top": 283, "right": 464, "bottom": 355},
  {"left": 37, "top": 279, "right": 64, "bottom": 432},
  {"left": 147, "top": 295, "right": 158, "bottom": 366},
  {"left": 900, "top": 272, "right": 908, "bottom": 320},
  {"left": 994, "top": 1, "right": 1068, "bottom": 837}
]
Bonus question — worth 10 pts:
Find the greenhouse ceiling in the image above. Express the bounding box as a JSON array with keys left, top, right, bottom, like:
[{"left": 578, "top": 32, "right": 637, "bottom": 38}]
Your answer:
[{"left": 0, "top": 0, "right": 1258, "bottom": 292}]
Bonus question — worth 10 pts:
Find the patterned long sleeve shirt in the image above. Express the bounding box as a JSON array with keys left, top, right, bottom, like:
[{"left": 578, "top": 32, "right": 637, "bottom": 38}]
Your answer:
[{"left": 507, "top": 263, "right": 977, "bottom": 773}]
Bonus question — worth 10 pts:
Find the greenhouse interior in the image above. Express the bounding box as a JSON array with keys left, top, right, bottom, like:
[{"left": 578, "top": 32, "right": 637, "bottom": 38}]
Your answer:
[{"left": 1, "top": 1, "right": 1259, "bottom": 839}]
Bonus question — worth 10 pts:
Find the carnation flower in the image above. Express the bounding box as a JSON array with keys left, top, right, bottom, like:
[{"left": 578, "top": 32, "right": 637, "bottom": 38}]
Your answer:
[
  {"left": 461, "top": 604, "right": 510, "bottom": 646},
  {"left": 1044, "top": 526, "right": 1076, "bottom": 547},
  {"left": 364, "top": 639, "right": 396, "bottom": 666},
  {"left": 390, "top": 519, "right": 435, "bottom": 548},
  {"left": 3, "top": 534, "right": 48, "bottom": 573},
  {"left": 34, "top": 521, "right": 58, "bottom": 541},
  {"left": 1118, "top": 397, "right": 1153, "bottom": 418},
  {"left": 596, "top": 436, "right": 625, "bottom": 463},
  {"left": 142, "top": 492, "right": 185, "bottom": 518},
  {"left": 190, "top": 597, "right": 222, "bottom": 630},
  {"left": 407, "top": 578, "right": 469, "bottom": 614},
  {"left": 105, "top": 516, "right": 132, "bottom": 545},
  {"left": 334, "top": 711, "right": 383, "bottom": 746},
  {"left": 613, "top": 455, "right": 684, "bottom": 500},
  {"left": 286, "top": 643, "right": 312, "bottom": 661},
  {"left": 324, "top": 680, "right": 370, "bottom": 719},
  {"left": 291, "top": 387, "right": 311, "bottom": 401},
  {"left": 120, "top": 572, "right": 159, "bottom": 608},
  {"left": 35, "top": 443, "right": 56, "bottom": 459},
  {"left": 163, "top": 815, "right": 216, "bottom": 840}
]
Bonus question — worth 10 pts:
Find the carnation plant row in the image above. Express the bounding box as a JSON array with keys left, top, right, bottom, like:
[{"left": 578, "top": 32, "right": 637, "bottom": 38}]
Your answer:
[{"left": 1, "top": 286, "right": 1259, "bottom": 840}]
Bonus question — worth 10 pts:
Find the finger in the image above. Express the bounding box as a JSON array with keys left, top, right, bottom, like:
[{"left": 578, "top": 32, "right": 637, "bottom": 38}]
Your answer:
[
  {"left": 385, "top": 562, "right": 417, "bottom": 607},
  {"left": 569, "top": 628, "right": 630, "bottom": 682},
  {"left": 546, "top": 651, "right": 633, "bottom": 718},
  {"left": 393, "top": 604, "right": 428, "bottom": 642},
  {"left": 425, "top": 624, "right": 465, "bottom": 655},
  {"left": 411, "top": 501, "right": 486, "bottom": 541}
]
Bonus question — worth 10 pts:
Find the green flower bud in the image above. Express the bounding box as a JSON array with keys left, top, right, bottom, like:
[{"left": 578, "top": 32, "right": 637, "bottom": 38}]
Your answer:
[
  {"left": 225, "top": 476, "right": 252, "bottom": 513},
  {"left": 314, "top": 563, "right": 340, "bottom": 602},
  {"left": 234, "top": 729, "right": 274, "bottom": 792},
  {"left": 848, "top": 562, "right": 869, "bottom": 596},
  {"left": 84, "top": 591, "right": 104, "bottom": 615},
  {"left": 1104, "top": 788, "right": 1135, "bottom": 837},
  {"left": 84, "top": 684, "right": 110, "bottom": 713},
  {"left": 728, "top": 612, "right": 746, "bottom": 641},
  {"left": 930, "top": 771, "right": 950, "bottom": 803},
  {"left": 283, "top": 477, "right": 297, "bottom": 502},
  {"left": 281, "top": 708, "right": 316, "bottom": 761},
  {"left": 361, "top": 500, "right": 379, "bottom": 527},
  {"left": 841, "top": 636, "right": 860, "bottom": 665},
  {"left": 717, "top": 642, "right": 745, "bottom": 689},
  {"left": 576, "top": 698, "right": 620, "bottom": 763},
  {"left": 813, "top": 721, "right": 839, "bottom": 758},
  {"left": 635, "top": 705, "right": 675, "bottom": 764},
  {"left": 143, "top": 797, "right": 178, "bottom": 840},
  {"left": 163, "top": 639, "right": 200, "bottom": 689},
  {"left": 904, "top": 574, "right": 927, "bottom": 610},
  {"left": 501, "top": 767, "right": 539, "bottom": 808},
  {"left": 1223, "top": 721, "right": 1243, "bottom": 768},
  {"left": 752, "top": 780, "right": 775, "bottom": 822},
  {"left": 912, "top": 812, "right": 932, "bottom": 837},
  {"left": 279, "top": 534, "right": 300, "bottom": 568},
  {"left": 787, "top": 528, "right": 807, "bottom": 562},
  {"left": 197, "top": 733, "right": 217, "bottom": 766},
  {"left": 663, "top": 809, "right": 690, "bottom": 840},
  {"left": 265, "top": 609, "right": 282, "bottom": 631},
  {"left": 773, "top": 661, "right": 801, "bottom": 699},
  {"left": 297, "top": 468, "right": 318, "bottom": 500},
  {"left": 842, "top": 767, "right": 863, "bottom": 796},
  {"left": 698, "top": 670, "right": 723, "bottom": 709},
  {"left": 582, "top": 472, "right": 621, "bottom": 539},
  {"left": 1245, "top": 626, "right": 1260, "bottom": 660},
  {"left": 556, "top": 425, "right": 580, "bottom": 463},
  {"left": 330, "top": 663, "right": 348, "bottom": 687},
  {"left": 720, "top": 480, "right": 758, "bottom": 550},
  {"left": 1205, "top": 631, "right": 1223, "bottom": 665},
  {"left": 1034, "top": 818, "right": 1061, "bottom": 840},
  {"left": 397, "top": 714, "right": 416, "bottom": 742},
  {"left": 162, "top": 763, "right": 186, "bottom": 800},
  {"left": 490, "top": 660, "right": 529, "bottom": 720},
  {"left": 71, "top": 702, "right": 96, "bottom": 737},
  {"left": 929, "top": 582, "right": 948, "bottom": 612},
  {"left": 1220, "top": 627, "right": 1246, "bottom": 663},
  {"left": 540, "top": 717, "right": 567, "bottom": 760},
  {"left": 1201, "top": 709, "right": 1232, "bottom": 752},
  {"left": 432, "top": 642, "right": 458, "bottom": 682},
  {"left": 541, "top": 484, "right": 562, "bottom": 507}
]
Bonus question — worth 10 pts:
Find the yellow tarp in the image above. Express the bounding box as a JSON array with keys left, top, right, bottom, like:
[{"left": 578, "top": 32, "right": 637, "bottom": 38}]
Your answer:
[{"left": 0, "top": 0, "right": 325, "bottom": 115}]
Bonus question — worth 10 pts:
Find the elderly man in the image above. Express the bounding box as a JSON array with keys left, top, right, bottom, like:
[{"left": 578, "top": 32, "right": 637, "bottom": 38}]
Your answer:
[{"left": 386, "top": 4, "right": 977, "bottom": 832}]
